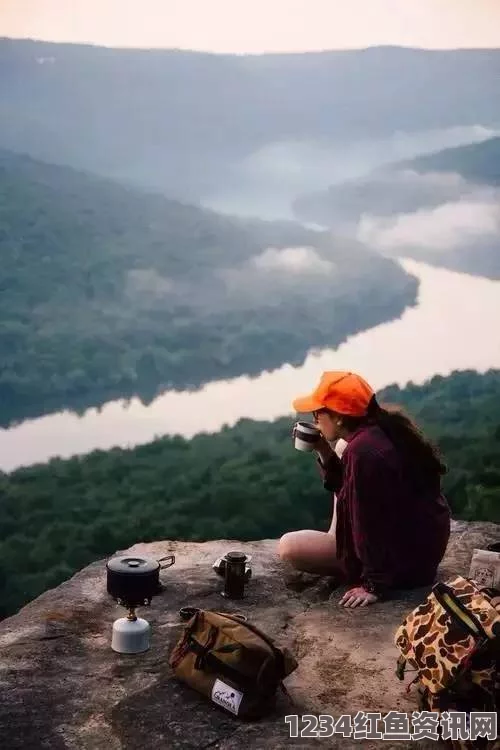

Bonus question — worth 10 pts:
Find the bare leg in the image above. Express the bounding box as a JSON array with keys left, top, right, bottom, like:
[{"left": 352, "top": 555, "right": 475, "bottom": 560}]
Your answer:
[{"left": 278, "top": 529, "right": 345, "bottom": 576}]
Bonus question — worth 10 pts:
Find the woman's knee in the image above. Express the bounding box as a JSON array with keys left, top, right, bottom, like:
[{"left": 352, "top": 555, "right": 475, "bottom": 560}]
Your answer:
[
  {"left": 278, "top": 529, "right": 321, "bottom": 564},
  {"left": 277, "top": 529, "right": 340, "bottom": 575},
  {"left": 278, "top": 531, "right": 298, "bottom": 563}
]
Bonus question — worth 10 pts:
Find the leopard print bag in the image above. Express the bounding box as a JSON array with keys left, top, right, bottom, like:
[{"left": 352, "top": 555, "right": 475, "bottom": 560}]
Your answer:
[{"left": 395, "top": 576, "right": 500, "bottom": 749}]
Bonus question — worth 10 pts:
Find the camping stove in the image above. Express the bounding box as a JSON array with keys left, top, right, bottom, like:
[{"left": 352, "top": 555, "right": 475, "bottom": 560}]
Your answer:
[
  {"left": 111, "top": 606, "right": 151, "bottom": 654},
  {"left": 106, "top": 553, "right": 175, "bottom": 654}
]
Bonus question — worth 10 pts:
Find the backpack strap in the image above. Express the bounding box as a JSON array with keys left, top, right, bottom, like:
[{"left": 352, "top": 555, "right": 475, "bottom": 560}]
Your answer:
[
  {"left": 396, "top": 655, "right": 407, "bottom": 681},
  {"left": 433, "top": 582, "right": 489, "bottom": 641}
]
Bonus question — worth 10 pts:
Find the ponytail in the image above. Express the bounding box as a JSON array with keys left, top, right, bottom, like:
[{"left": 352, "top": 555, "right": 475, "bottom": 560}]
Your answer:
[{"left": 366, "top": 396, "right": 447, "bottom": 483}]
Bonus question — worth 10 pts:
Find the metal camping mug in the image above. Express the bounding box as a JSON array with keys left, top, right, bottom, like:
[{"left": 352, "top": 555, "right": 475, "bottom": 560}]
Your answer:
[
  {"left": 222, "top": 551, "right": 248, "bottom": 599},
  {"left": 294, "top": 421, "right": 321, "bottom": 452}
]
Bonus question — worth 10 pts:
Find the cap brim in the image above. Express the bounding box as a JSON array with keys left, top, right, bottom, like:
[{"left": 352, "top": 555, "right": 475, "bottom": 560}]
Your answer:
[{"left": 292, "top": 394, "right": 324, "bottom": 413}]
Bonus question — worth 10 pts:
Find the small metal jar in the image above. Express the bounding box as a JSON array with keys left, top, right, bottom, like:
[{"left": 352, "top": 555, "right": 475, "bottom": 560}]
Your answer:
[{"left": 214, "top": 551, "right": 251, "bottom": 599}]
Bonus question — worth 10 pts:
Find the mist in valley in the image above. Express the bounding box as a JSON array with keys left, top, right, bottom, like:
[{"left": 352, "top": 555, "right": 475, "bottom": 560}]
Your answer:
[
  {"left": 356, "top": 186, "right": 500, "bottom": 276},
  {"left": 201, "top": 124, "right": 498, "bottom": 220}
]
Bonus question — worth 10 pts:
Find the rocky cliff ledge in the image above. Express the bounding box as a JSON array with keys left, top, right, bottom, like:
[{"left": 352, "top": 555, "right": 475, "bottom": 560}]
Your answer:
[{"left": 0, "top": 521, "right": 498, "bottom": 750}]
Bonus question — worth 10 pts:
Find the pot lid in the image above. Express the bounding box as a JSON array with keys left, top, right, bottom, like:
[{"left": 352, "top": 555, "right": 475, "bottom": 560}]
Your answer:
[
  {"left": 225, "top": 551, "right": 247, "bottom": 562},
  {"left": 106, "top": 556, "right": 159, "bottom": 574}
]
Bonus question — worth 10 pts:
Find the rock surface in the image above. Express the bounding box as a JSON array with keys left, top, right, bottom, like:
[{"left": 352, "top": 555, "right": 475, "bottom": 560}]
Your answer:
[{"left": 0, "top": 521, "right": 498, "bottom": 750}]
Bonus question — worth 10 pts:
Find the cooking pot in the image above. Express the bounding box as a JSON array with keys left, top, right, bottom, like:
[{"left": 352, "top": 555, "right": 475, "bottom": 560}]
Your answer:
[{"left": 106, "top": 554, "right": 175, "bottom": 608}]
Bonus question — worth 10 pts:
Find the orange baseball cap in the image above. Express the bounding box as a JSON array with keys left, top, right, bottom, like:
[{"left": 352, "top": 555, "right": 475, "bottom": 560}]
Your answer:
[{"left": 292, "top": 371, "right": 375, "bottom": 417}]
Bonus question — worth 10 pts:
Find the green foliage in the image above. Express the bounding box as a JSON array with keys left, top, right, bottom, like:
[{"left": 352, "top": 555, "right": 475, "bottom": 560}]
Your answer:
[
  {"left": 0, "top": 150, "right": 417, "bottom": 426},
  {"left": 0, "top": 369, "right": 499, "bottom": 620}
]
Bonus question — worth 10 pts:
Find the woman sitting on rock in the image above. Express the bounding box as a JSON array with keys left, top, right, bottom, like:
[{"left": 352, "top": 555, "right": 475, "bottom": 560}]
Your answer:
[{"left": 279, "top": 371, "right": 451, "bottom": 608}]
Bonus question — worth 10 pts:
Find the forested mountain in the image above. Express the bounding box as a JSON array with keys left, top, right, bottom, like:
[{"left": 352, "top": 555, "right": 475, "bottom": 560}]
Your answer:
[
  {"left": 1, "top": 39, "right": 500, "bottom": 204},
  {"left": 293, "top": 167, "right": 470, "bottom": 226},
  {"left": 0, "top": 149, "right": 417, "bottom": 425},
  {"left": 404, "top": 136, "right": 500, "bottom": 185},
  {"left": 1, "top": 369, "right": 499, "bottom": 620}
]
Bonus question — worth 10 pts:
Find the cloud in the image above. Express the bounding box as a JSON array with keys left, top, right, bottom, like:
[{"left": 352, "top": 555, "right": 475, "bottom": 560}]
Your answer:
[
  {"left": 126, "top": 268, "right": 174, "bottom": 298},
  {"left": 250, "top": 246, "right": 334, "bottom": 274},
  {"left": 214, "top": 245, "right": 336, "bottom": 309},
  {"left": 357, "top": 190, "right": 500, "bottom": 254}
]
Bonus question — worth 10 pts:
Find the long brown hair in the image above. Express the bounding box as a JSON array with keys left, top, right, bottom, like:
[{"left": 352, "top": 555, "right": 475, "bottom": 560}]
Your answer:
[{"left": 341, "top": 396, "right": 447, "bottom": 484}]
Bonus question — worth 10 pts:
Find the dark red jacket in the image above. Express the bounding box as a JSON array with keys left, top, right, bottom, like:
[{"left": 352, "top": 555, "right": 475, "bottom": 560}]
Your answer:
[{"left": 319, "top": 423, "right": 451, "bottom": 597}]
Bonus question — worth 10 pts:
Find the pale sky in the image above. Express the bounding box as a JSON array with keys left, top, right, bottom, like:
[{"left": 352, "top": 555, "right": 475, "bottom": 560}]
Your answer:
[{"left": 1, "top": 0, "right": 500, "bottom": 53}]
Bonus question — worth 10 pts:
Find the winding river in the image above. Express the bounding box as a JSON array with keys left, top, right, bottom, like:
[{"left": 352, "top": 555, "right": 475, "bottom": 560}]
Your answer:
[{"left": 1, "top": 257, "right": 500, "bottom": 472}]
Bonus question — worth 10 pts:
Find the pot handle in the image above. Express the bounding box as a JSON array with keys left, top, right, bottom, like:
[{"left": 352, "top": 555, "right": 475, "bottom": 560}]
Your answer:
[{"left": 159, "top": 554, "right": 175, "bottom": 569}]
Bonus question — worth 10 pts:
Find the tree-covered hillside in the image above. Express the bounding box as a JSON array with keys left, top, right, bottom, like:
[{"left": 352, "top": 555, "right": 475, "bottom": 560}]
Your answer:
[
  {"left": 406, "top": 137, "right": 500, "bottom": 185},
  {"left": 0, "top": 150, "right": 417, "bottom": 426},
  {"left": 0, "top": 369, "right": 499, "bottom": 620}
]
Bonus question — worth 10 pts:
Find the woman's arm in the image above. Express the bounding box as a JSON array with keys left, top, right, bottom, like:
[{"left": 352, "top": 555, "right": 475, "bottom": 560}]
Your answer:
[{"left": 316, "top": 442, "right": 343, "bottom": 493}]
